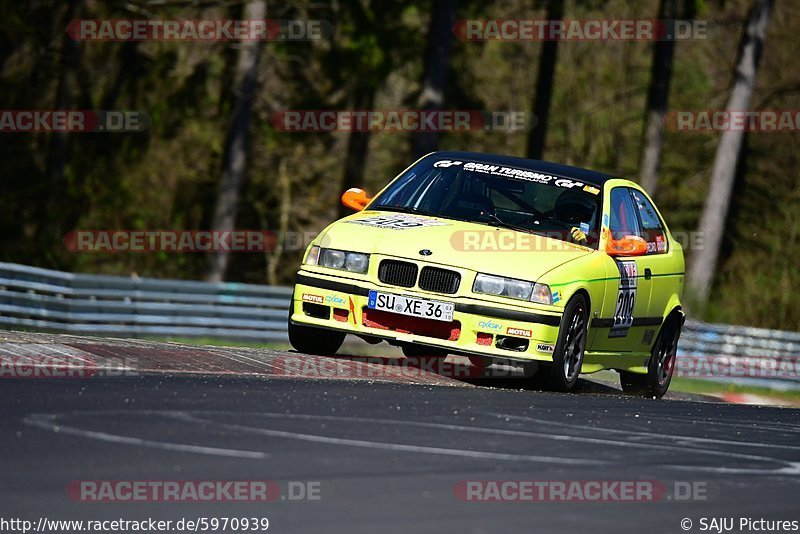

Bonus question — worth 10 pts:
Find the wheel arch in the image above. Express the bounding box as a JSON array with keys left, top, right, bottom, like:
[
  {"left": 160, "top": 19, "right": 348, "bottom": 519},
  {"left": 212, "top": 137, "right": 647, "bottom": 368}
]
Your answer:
[
  {"left": 571, "top": 287, "right": 592, "bottom": 316},
  {"left": 657, "top": 294, "right": 685, "bottom": 332}
]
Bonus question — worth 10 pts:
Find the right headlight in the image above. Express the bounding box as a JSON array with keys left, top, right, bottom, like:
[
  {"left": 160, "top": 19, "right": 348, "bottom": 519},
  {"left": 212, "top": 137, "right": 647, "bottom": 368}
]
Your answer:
[
  {"left": 473, "top": 273, "right": 552, "bottom": 304},
  {"left": 306, "top": 246, "right": 370, "bottom": 274}
]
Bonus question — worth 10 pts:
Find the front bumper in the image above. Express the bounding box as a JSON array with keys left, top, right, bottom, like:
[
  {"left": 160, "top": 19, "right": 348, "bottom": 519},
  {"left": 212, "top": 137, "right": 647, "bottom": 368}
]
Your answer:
[{"left": 290, "top": 270, "right": 563, "bottom": 363}]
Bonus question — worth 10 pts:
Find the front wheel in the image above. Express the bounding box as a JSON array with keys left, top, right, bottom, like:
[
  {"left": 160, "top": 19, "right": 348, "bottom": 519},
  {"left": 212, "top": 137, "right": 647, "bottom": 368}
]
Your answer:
[
  {"left": 542, "top": 294, "right": 589, "bottom": 392},
  {"left": 620, "top": 313, "right": 682, "bottom": 398},
  {"left": 287, "top": 298, "right": 345, "bottom": 355}
]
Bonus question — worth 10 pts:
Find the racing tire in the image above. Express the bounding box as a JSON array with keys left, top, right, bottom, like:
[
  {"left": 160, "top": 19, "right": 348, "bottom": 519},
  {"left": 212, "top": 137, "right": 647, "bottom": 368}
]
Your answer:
[
  {"left": 287, "top": 296, "right": 346, "bottom": 356},
  {"left": 543, "top": 294, "right": 589, "bottom": 392},
  {"left": 619, "top": 313, "right": 682, "bottom": 398}
]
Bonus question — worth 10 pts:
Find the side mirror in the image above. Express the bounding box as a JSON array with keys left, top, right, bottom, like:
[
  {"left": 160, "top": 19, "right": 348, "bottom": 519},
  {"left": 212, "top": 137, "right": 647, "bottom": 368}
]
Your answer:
[
  {"left": 341, "top": 188, "right": 372, "bottom": 211},
  {"left": 607, "top": 235, "right": 648, "bottom": 257}
]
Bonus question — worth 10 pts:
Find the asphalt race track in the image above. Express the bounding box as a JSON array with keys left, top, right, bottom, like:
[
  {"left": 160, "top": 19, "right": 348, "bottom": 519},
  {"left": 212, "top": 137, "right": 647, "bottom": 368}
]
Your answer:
[{"left": 2, "top": 331, "right": 799, "bottom": 534}]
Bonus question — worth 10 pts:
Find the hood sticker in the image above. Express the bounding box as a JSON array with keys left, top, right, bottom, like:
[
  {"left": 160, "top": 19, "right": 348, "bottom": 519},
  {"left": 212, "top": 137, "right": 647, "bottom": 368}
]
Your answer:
[{"left": 348, "top": 214, "right": 450, "bottom": 230}]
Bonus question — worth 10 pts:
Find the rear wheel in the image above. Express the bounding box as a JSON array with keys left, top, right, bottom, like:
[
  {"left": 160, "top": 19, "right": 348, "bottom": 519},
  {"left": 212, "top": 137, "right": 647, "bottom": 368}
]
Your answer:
[
  {"left": 542, "top": 294, "right": 588, "bottom": 392},
  {"left": 287, "top": 297, "right": 345, "bottom": 356},
  {"left": 620, "top": 313, "right": 682, "bottom": 398}
]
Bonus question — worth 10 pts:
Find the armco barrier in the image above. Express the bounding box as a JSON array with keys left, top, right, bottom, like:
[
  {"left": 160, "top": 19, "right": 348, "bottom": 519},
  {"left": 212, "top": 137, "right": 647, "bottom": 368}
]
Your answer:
[
  {"left": 0, "top": 262, "right": 291, "bottom": 341},
  {"left": 0, "top": 262, "right": 797, "bottom": 387}
]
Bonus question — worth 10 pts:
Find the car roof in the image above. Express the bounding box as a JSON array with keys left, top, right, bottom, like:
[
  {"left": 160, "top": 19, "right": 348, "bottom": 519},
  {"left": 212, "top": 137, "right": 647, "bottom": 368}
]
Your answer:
[{"left": 430, "top": 151, "right": 619, "bottom": 187}]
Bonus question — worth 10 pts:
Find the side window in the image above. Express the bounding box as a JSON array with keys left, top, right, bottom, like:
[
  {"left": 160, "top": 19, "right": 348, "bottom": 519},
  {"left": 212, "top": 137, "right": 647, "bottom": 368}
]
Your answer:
[
  {"left": 609, "top": 188, "right": 642, "bottom": 240},
  {"left": 631, "top": 190, "right": 668, "bottom": 254}
]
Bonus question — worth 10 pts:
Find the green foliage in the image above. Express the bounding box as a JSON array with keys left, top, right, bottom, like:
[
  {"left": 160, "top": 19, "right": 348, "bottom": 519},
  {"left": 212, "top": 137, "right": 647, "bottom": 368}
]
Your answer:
[{"left": 0, "top": 0, "right": 797, "bottom": 330}]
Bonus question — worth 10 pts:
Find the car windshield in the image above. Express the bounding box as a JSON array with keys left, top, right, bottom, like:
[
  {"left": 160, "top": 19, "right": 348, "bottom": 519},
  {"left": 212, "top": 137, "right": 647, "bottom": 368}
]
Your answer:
[{"left": 370, "top": 157, "right": 602, "bottom": 249}]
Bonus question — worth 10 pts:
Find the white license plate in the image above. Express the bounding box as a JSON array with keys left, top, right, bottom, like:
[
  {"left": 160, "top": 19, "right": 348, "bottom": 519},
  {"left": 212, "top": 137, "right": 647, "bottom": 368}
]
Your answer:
[{"left": 368, "top": 290, "right": 454, "bottom": 322}]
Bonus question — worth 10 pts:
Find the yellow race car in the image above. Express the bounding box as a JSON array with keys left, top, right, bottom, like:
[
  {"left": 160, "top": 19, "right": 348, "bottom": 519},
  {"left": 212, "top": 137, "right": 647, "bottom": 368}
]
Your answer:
[{"left": 289, "top": 151, "right": 685, "bottom": 397}]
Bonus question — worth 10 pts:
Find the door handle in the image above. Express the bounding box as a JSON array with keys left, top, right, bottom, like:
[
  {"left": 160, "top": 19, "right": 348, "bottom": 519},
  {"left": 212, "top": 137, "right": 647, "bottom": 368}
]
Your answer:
[{"left": 644, "top": 268, "right": 652, "bottom": 280}]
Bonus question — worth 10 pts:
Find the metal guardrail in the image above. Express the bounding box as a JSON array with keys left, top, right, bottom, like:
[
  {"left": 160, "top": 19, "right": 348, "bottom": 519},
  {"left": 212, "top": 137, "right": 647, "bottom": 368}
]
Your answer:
[
  {"left": 0, "top": 262, "right": 797, "bottom": 387},
  {"left": 0, "top": 262, "right": 292, "bottom": 342},
  {"left": 677, "top": 320, "right": 800, "bottom": 389}
]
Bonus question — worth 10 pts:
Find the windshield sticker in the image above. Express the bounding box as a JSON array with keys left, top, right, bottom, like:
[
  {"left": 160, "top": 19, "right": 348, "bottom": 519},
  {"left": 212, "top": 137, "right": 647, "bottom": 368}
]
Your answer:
[
  {"left": 583, "top": 185, "right": 601, "bottom": 195},
  {"left": 609, "top": 260, "right": 637, "bottom": 338},
  {"left": 434, "top": 160, "right": 463, "bottom": 168},
  {"left": 459, "top": 161, "right": 586, "bottom": 189},
  {"left": 348, "top": 214, "right": 450, "bottom": 230}
]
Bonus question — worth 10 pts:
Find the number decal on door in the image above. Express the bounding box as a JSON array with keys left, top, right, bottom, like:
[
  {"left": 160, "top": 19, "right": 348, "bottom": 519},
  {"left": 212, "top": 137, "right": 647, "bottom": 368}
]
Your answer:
[{"left": 609, "top": 260, "right": 637, "bottom": 338}]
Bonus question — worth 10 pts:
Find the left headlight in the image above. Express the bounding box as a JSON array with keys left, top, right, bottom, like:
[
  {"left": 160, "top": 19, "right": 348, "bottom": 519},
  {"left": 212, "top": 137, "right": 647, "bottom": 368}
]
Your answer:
[
  {"left": 473, "top": 273, "right": 552, "bottom": 304},
  {"left": 305, "top": 245, "right": 370, "bottom": 274}
]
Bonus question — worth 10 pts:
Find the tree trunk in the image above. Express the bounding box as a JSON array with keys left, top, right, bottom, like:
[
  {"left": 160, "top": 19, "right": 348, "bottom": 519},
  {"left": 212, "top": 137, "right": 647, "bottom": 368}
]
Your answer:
[
  {"left": 266, "top": 159, "right": 291, "bottom": 286},
  {"left": 44, "top": 0, "right": 82, "bottom": 242},
  {"left": 337, "top": 88, "right": 376, "bottom": 219},
  {"left": 686, "top": 0, "right": 773, "bottom": 304},
  {"left": 526, "top": 0, "right": 563, "bottom": 160},
  {"left": 206, "top": 0, "right": 266, "bottom": 283},
  {"left": 638, "top": 0, "right": 681, "bottom": 196},
  {"left": 410, "top": 0, "right": 459, "bottom": 159}
]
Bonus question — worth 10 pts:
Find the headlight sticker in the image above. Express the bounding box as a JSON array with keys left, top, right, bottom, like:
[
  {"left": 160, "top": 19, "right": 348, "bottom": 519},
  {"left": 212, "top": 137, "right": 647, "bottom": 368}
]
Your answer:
[{"left": 347, "top": 214, "right": 450, "bottom": 229}]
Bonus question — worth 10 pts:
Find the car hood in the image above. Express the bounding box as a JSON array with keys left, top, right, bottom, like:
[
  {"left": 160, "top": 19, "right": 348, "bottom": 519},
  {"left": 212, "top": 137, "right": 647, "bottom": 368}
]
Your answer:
[{"left": 317, "top": 210, "right": 593, "bottom": 281}]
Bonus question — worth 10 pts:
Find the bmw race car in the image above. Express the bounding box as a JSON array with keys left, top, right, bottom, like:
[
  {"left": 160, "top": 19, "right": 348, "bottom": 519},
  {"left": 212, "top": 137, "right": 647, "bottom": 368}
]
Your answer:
[{"left": 288, "top": 151, "right": 685, "bottom": 397}]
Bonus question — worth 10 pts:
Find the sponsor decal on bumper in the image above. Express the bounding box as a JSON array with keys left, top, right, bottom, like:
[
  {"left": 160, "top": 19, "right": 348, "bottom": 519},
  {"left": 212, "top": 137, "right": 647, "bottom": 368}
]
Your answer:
[{"left": 506, "top": 327, "right": 532, "bottom": 338}]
